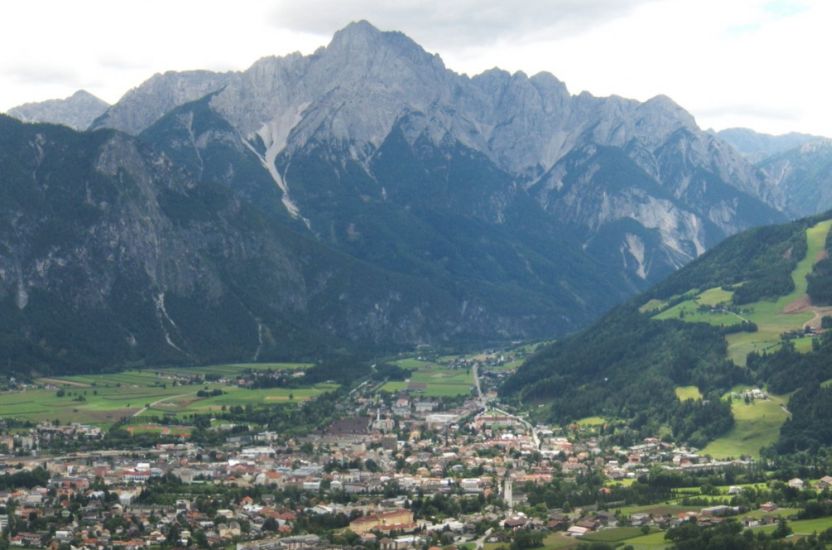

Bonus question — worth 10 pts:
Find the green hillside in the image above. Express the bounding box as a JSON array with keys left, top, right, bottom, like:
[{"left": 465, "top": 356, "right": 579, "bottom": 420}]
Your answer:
[{"left": 503, "top": 212, "right": 832, "bottom": 456}]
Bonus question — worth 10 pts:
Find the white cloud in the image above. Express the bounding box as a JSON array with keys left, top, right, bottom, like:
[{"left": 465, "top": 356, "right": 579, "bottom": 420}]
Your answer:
[{"left": 0, "top": 0, "right": 829, "bottom": 136}]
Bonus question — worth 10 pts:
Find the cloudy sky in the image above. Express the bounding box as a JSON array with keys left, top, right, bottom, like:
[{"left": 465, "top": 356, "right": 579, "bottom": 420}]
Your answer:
[{"left": 1, "top": 0, "right": 828, "bottom": 136}]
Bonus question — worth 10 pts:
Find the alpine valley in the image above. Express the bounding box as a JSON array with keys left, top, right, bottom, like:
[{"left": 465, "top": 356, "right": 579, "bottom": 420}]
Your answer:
[{"left": 4, "top": 20, "right": 829, "bottom": 375}]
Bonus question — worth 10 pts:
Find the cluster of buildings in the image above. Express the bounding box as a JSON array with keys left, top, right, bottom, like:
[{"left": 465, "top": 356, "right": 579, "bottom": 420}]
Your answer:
[{"left": 0, "top": 364, "right": 804, "bottom": 549}]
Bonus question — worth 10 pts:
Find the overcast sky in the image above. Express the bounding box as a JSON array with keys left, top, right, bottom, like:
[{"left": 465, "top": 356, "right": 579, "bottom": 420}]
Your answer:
[{"left": 1, "top": 0, "right": 829, "bottom": 136}]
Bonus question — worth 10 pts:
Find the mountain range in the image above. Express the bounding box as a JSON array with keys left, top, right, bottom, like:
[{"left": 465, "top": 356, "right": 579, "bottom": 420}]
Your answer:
[
  {"left": 716, "top": 128, "right": 832, "bottom": 217},
  {"left": 0, "top": 21, "right": 824, "bottom": 372}
]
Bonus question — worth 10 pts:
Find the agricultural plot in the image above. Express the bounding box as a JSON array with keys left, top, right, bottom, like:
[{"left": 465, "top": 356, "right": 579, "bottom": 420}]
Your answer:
[
  {"left": 653, "top": 287, "right": 741, "bottom": 327},
  {"left": 157, "top": 362, "right": 312, "bottom": 377},
  {"left": 702, "top": 389, "right": 789, "bottom": 459},
  {"left": 575, "top": 416, "right": 607, "bottom": 427},
  {"left": 651, "top": 220, "right": 832, "bottom": 366},
  {"left": 725, "top": 219, "right": 832, "bottom": 365},
  {"left": 541, "top": 533, "right": 579, "bottom": 549},
  {"left": 379, "top": 359, "right": 474, "bottom": 397},
  {"left": 675, "top": 386, "right": 703, "bottom": 401},
  {"left": 618, "top": 530, "right": 670, "bottom": 549},
  {"left": 754, "top": 516, "right": 832, "bottom": 536},
  {"left": 581, "top": 527, "right": 655, "bottom": 543},
  {"left": 0, "top": 363, "right": 332, "bottom": 426},
  {"left": 161, "top": 384, "right": 339, "bottom": 415}
]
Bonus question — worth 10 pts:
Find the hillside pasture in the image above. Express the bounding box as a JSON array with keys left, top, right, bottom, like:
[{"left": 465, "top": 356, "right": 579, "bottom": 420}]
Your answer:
[
  {"left": 725, "top": 219, "right": 832, "bottom": 365},
  {"left": 653, "top": 287, "right": 744, "bottom": 328},
  {"left": 702, "top": 389, "right": 789, "bottom": 459},
  {"left": 675, "top": 386, "right": 703, "bottom": 401}
]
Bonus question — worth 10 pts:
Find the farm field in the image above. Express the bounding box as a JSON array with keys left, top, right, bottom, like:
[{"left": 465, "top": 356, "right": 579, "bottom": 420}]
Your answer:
[
  {"left": 580, "top": 527, "right": 655, "bottom": 543},
  {"left": 157, "top": 362, "right": 313, "bottom": 377},
  {"left": 485, "top": 533, "right": 579, "bottom": 550},
  {"left": 575, "top": 416, "right": 607, "bottom": 427},
  {"left": 702, "top": 389, "right": 789, "bottom": 459},
  {"left": 654, "top": 287, "right": 743, "bottom": 327},
  {"left": 754, "top": 516, "right": 832, "bottom": 536},
  {"left": 725, "top": 219, "right": 832, "bottom": 365},
  {"left": 617, "top": 530, "right": 670, "bottom": 549},
  {"left": 154, "top": 384, "right": 339, "bottom": 416},
  {"left": 379, "top": 358, "right": 474, "bottom": 397},
  {"left": 650, "top": 220, "right": 831, "bottom": 366},
  {"left": 0, "top": 363, "right": 329, "bottom": 426},
  {"left": 675, "top": 386, "right": 703, "bottom": 401}
]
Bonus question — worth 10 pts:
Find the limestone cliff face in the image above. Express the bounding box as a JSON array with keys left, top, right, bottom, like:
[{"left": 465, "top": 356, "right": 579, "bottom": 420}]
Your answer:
[
  {"left": 7, "top": 90, "right": 109, "bottom": 131},
  {"left": 90, "top": 22, "right": 782, "bottom": 285},
  {"left": 717, "top": 128, "right": 832, "bottom": 218},
  {"left": 91, "top": 71, "right": 234, "bottom": 134},
  {"left": 1, "top": 114, "right": 581, "bottom": 372},
  {"left": 0, "top": 22, "right": 796, "bottom": 372}
]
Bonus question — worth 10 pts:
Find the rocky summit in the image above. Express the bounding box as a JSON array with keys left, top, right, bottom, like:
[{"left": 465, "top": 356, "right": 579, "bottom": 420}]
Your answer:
[{"left": 0, "top": 21, "right": 798, "bottom": 372}]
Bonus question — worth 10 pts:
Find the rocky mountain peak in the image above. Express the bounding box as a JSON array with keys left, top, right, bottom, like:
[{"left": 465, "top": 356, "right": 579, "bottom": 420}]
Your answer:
[
  {"left": 7, "top": 89, "right": 109, "bottom": 130},
  {"left": 91, "top": 70, "right": 233, "bottom": 134},
  {"left": 320, "top": 20, "right": 447, "bottom": 83}
]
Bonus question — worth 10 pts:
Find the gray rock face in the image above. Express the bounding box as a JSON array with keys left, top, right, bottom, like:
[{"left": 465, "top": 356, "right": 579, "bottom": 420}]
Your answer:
[
  {"left": 4, "top": 114, "right": 565, "bottom": 371},
  {"left": 7, "top": 90, "right": 109, "bottom": 130},
  {"left": 758, "top": 140, "right": 832, "bottom": 217},
  {"left": 90, "top": 20, "right": 782, "bottom": 285},
  {"left": 90, "top": 70, "right": 234, "bottom": 134},
  {"left": 715, "top": 128, "right": 832, "bottom": 216},
  {"left": 716, "top": 127, "right": 823, "bottom": 163}
]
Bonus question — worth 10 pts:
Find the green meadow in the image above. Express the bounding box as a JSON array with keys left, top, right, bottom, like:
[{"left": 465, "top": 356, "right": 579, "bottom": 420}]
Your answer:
[
  {"left": 0, "top": 362, "right": 328, "bottom": 426},
  {"left": 675, "top": 386, "right": 703, "bottom": 401},
  {"left": 654, "top": 287, "right": 742, "bottom": 327},
  {"left": 652, "top": 220, "right": 832, "bottom": 366},
  {"left": 380, "top": 358, "right": 474, "bottom": 397},
  {"left": 702, "top": 388, "right": 789, "bottom": 459},
  {"left": 725, "top": 219, "right": 832, "bottom": 365}
]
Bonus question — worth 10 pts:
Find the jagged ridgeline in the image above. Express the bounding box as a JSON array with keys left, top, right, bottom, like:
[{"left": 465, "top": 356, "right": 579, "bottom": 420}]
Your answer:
[
  {"left": 502, "top": 212, "right": 832, "bottom": 452},
  {"left": 0, "top": 21, "right": 809, "bottom": 375}
]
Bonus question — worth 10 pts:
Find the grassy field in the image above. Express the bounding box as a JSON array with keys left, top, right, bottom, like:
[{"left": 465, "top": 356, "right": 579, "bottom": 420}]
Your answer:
[
  {"left": 581, "top": 527, "right": 655, "bottom": 542},
  {"left": 0, "top": 363, "right": 329, "bottom": 426},
  {"left": 675, "top": 386, "right": 703, "bottom": 401},
  {"left": 541, "top": 533, "right": 579, "bottom": 549},
  {"left": 725, "top": 219, "right": 832, "bottom": 365},
  {"left": 575, "top": 416, "right": 608, "bottom": 427},
  {"left": 702, "top": 389, "right": 789, "bottom": 459},
  {"left": 619, "top": 530, "right": 670, "bottom": 549},
  {"left": 156, "top": 362, "right": 313, "bottom": 377},
  {"left": 654, "top": 287, "right": 743, "bottom": 327},
  {"left": 754, "top": 516, "right": 832, "bottom": 536},
  {"left": 792, "top": 335, "right": 818, "bottom": 353},
  {"left": 485, "top": 533, "right": 578, "bottom": 550},
  {"left": 740, "top": 507, "right": 800, "bottom": 520},
  {"left": 379, "top": 359, "right": 474, "bottom": 397},
  {"left": 650, "top": 221, "right": 831, "bottom": 366}
]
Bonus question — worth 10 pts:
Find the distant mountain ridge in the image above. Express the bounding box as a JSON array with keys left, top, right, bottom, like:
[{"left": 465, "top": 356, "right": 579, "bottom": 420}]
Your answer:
[
  {"left": 91, "top": 21, "right": 783, "bottom": 281},
  {"left": 716, "top": 128, "right": 832, "bottom": 217},
  {"left": 7, "top": 90, "right": 109, "bottom": 131}
]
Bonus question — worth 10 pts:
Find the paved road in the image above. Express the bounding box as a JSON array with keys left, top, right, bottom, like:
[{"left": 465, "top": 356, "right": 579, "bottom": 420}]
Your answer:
[{"left": 472, "top": 364, "right": 484, "bottom": 406}]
